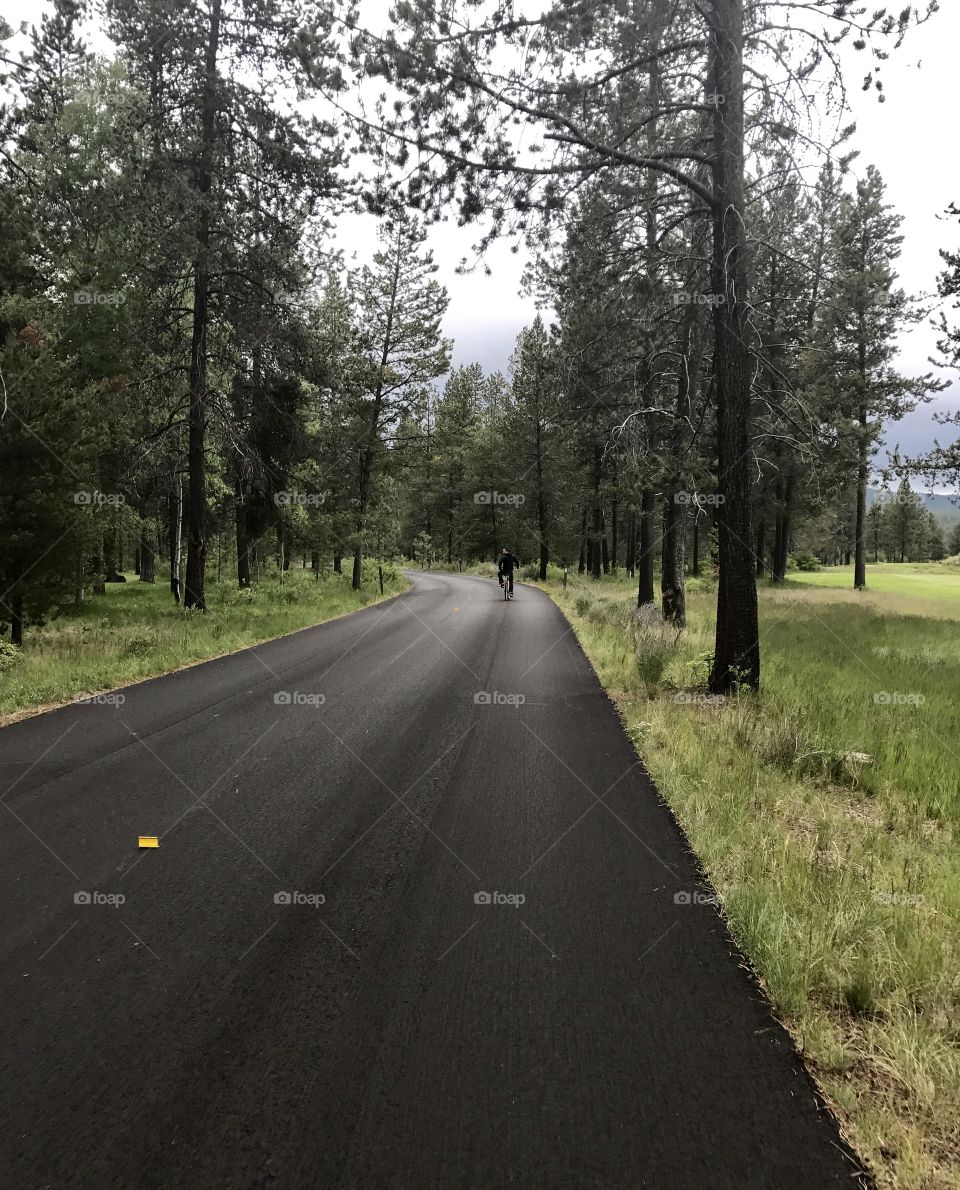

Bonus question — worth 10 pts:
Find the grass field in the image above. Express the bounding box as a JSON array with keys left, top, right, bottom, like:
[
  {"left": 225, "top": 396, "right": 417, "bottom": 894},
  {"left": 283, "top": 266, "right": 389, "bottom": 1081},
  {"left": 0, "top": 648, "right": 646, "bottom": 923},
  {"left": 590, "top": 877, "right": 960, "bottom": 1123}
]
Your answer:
[
  {"left": 793, "top": 561, "right": 960, "bottom": 611},
  {"left": 531, "top": 562, "right": 960, "bottom": 1190},
  {"left": 0, "top": 564, "right": 408, "bottom": 722}
]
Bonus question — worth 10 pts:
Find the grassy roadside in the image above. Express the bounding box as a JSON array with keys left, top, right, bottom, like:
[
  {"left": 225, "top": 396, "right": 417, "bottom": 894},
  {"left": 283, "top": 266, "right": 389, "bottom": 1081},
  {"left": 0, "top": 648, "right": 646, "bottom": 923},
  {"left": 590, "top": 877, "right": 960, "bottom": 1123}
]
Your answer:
[
  {"left": 536, "top": 565, "right": 959, "bottom": 1190},
  {"left": 0, "top": 565, "right": 409, "bottom": 723}
]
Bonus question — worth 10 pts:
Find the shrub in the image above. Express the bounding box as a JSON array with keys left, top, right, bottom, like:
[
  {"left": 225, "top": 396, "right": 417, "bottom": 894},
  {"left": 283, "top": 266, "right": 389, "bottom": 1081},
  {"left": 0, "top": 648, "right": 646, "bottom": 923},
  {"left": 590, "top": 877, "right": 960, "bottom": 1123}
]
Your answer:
[
  {"left": 0, "top": 639, "right": 22, "bottom": 671},
  {"left": 630, "top": 602, "right": 680, "bottom": 689},
  {"left": 791, "top": 551, "right": 820, "bottom": 572}
]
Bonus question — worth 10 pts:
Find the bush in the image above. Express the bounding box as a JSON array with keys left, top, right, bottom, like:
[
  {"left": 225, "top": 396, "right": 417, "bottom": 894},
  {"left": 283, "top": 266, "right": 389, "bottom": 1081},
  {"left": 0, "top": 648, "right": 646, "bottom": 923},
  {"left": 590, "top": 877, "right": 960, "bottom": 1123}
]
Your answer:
[
  {"left": 791, "top": 552, "right": 820, "bottom": 572},
  {"left": 360, "top": 557, "right": 401, "bottom": 587},
  {"left": 630, "top": 602, "right": 680, "bottom": 689},
  {"left": 574, "top": 595, "right": 592, "bottom": 617},
  {"left": 0, "top": 639, "right": 22, "bottom": 671}
]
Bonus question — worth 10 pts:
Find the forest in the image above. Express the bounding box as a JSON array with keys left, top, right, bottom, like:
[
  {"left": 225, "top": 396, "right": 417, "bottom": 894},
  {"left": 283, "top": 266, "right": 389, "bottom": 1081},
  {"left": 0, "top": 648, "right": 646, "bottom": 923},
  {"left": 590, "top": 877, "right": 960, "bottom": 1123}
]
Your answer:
[{"left": 1, "top": 3, "right": 959, "bottom": 1186}]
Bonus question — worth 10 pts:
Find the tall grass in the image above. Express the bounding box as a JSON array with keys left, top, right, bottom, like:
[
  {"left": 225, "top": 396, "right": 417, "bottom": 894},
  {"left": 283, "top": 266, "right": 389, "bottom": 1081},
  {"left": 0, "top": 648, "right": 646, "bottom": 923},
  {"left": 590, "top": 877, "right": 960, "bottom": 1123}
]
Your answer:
[
  {"left": 544, "top": 569, "right": 960, "bottom": 1190},
  {"left": 0, "top": 563, "right": 407, "bottom": 720}
]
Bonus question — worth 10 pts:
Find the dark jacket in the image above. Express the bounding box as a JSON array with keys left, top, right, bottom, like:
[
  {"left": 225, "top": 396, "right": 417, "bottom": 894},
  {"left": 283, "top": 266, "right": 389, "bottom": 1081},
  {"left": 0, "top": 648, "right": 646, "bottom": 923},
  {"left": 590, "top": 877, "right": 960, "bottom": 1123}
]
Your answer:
[{"left": 497, "top": 553, "right": 521, "bottom": 577}]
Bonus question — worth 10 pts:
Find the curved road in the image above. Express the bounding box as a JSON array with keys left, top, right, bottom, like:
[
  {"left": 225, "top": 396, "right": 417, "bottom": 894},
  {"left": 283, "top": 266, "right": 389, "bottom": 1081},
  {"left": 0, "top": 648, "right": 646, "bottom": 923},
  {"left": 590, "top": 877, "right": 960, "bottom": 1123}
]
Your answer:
[{"left": 0, "top": 571, "right": 864, "bottom": 1188}]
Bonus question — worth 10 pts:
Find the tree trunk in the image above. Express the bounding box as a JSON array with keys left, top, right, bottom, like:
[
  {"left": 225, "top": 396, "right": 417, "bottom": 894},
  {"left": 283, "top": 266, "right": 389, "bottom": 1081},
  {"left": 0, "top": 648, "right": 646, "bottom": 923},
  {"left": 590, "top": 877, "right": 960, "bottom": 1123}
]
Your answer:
[
  {"left": 611, "top": 495, "right": 618, "bottom": 570},
  {"left": 854, "top": 410, "right": 868, "bottom": 589},
  {"left": 333, "top": 550, "right": 342, "bottom": 575},
  {"left": 707, "top": 0, "right": 760, "bottom": 693},
  {"left": 691, "top": 515, "right": 700, "bottom": 576},
  {"left": 755, "top": 518, "right": 766, "bottom": 577},
  {"left": 637, "top": 489, "right": 656, "bottom": 606},
  {"left": 535, "top": 416, "right": 548, "bottom": 580},
  {"left": 772, "top": 473, "right": 793, "bottom": 581},
  {"left": 10, "top": 591, "right": 24, "bottom": 647},
  {"left": 234, "top": 482, "right": 250, "bottom": 589},
  {"left": 93, "top": 533, "right": 106, "bottom": 595},
  {"left": 139, "top": 501, "right": 155, "bottom": 582},
  {"left": 170, "top": 479, "right": 184, "bottom": 601},
  {"left": 183, "top": 0, "right": 222, "bottom": 611},
  {"left": 661, "top": 493, "right": 686, "bottom": 625},
  {"left": 626, "top": 510, "right": 636, "bottom": 576},
  {"left": 578, "top": 508, "right": 587, "bottom": 574}
]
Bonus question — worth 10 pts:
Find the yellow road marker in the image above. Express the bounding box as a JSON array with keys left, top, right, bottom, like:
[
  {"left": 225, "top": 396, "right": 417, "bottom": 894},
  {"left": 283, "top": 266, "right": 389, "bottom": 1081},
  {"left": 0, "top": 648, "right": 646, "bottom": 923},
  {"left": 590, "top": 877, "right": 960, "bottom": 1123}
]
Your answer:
[{"left": 138, "top": 835, "right": 159, "bottom": 849}]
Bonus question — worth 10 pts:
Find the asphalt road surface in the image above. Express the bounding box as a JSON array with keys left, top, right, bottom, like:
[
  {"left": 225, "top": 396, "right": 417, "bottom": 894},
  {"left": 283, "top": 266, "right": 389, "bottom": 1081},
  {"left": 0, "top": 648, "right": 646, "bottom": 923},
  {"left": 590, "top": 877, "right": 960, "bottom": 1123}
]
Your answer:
[{"left": 0, "top": 571, "right": 865, "bottom": 1189}]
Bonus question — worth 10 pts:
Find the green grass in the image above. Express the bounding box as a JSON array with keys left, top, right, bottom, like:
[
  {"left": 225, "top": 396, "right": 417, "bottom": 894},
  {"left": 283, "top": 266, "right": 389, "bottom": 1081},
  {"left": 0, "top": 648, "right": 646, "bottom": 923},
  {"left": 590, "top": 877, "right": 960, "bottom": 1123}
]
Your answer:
[
  {"left": 538, "top": 565, "right": 960, "bottom": 1190},
  {"left": 0, "top": 564, "right": 408, "bottom": 721},
  {"left": 793, "top": 561, "right": 960, "bottom": 606}
]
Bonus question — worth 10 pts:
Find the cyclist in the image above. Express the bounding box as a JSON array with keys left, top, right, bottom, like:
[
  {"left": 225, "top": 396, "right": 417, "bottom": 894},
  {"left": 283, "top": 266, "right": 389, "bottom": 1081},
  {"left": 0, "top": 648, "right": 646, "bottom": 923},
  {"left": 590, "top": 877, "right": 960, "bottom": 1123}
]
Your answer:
[{"left": 497, "top": 548, "right": 521, "bottom": 599}]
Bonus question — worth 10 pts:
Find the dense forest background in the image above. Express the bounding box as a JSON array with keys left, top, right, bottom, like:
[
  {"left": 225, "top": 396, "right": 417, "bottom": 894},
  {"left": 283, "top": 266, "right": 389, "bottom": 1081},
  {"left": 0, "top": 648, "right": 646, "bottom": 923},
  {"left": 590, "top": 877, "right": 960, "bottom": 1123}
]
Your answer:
[{"left": 2, "top": 0, "right": 957, "bottom": 687}]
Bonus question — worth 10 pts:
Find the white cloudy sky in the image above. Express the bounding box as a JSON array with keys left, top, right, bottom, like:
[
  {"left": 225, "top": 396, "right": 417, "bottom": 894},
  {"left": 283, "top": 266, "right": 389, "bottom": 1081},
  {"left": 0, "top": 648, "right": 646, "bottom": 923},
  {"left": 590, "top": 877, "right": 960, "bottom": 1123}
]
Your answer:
[{"left": 2, "top": 0, "right": 958, "bottom": 470}]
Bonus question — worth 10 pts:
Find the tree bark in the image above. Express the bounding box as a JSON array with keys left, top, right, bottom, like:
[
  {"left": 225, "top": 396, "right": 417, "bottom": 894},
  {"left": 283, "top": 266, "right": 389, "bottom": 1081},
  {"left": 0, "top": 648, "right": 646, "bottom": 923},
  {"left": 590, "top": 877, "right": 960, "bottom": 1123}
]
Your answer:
[
  {"left": 707, "top": 0, "right": 760, "bottom": 693},
  {"left": 534, "top": 414, "right": 548, "bottom": 579},
  {"left": 183, "top": 0, "right": 222, "bottom": 610},
  {"left": 234, "top": 481, "right": 250, "bottom": 589},
  {"left": 637, "top": 489, "right": 656, "bottom": 606},
  {"left": 854, "top": 408, "right": 868, "bottom": 589},
  {"left": 139, "top": 501, "right": 155, "bottom": 582},
  {"left": 169, "top": 479, "right": 183, "bottom": 601},
  {"left": 661, "top": 492, "right": 686, "bottom": 625},
  {"left": 10, "top": 591, "right": 24, "bottom": 647}
]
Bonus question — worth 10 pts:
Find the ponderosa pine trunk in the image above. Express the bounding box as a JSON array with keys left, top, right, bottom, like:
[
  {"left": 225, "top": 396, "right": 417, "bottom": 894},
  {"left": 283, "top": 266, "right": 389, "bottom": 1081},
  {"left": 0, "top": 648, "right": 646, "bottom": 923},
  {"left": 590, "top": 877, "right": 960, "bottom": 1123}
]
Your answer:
[
  {"left": 10, "top": 591, "right": 24, "bottom": 647},
  {"left": 854, "top": 408, "right": 868, "bottom": 589},
  {"left": 661, "top": 493, "right": 686, "bottom": 625},
  {"left": 637, "top": 489, "right": 656, "bottom": 606},
  {"left": 707, "top": 0, "right": 760, "bottom": 693},
  {"left": 535, "top": 414, "right": 548, "bottom": 579},
  {"left": 183, "top": 0, "right": 222, "bottom": 610},
  {"left": 170, "top": 478, "right": 183, "bottom": 601}
]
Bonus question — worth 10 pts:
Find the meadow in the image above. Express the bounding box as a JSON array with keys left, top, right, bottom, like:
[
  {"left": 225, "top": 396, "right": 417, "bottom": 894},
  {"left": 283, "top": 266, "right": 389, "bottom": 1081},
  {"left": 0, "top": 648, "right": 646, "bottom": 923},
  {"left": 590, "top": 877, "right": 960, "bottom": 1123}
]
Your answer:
[
  {"left": 0, "top": 563, "right": 407, "bottom": 723},
  {"left": 532, "top": 561, "right": 960, "bottom": 1190}
]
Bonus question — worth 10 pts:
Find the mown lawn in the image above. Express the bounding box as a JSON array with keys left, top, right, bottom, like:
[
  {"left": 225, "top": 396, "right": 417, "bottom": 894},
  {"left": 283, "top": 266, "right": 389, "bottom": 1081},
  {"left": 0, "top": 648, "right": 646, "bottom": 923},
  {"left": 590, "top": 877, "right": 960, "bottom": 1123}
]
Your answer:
[
  {"left": 534, "top": 563, "right": 960, "bottom": 1190},
  {"left": 793, "top": 561, "right": 960, "bottom": 608},
  {"left": 0, "top": 565, "right": 408, "bottom": 722}
]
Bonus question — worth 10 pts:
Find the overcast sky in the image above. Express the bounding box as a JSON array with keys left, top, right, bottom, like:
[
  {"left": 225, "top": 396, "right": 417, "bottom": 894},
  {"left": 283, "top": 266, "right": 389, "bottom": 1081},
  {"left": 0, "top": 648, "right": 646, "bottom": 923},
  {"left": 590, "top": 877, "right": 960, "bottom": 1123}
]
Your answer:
[{"left": 3, "top": 0, "right": 958, "bottom": 478}]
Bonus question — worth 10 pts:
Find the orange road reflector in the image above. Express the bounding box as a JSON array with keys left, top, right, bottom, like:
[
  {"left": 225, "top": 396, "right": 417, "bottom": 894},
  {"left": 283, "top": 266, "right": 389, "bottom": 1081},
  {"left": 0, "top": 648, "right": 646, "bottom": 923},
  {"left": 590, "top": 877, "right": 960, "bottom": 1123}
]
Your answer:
[{"left": 138, "top": 835, "right": 159, "bottom": 849}]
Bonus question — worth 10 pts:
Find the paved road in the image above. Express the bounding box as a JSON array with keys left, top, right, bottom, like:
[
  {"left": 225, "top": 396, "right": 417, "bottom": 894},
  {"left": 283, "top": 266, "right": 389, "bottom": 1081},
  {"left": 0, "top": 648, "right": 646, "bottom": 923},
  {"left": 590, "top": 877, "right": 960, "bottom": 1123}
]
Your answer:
[{"left": 0, "top": 571, "right": 864, "bottom": 1189}]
